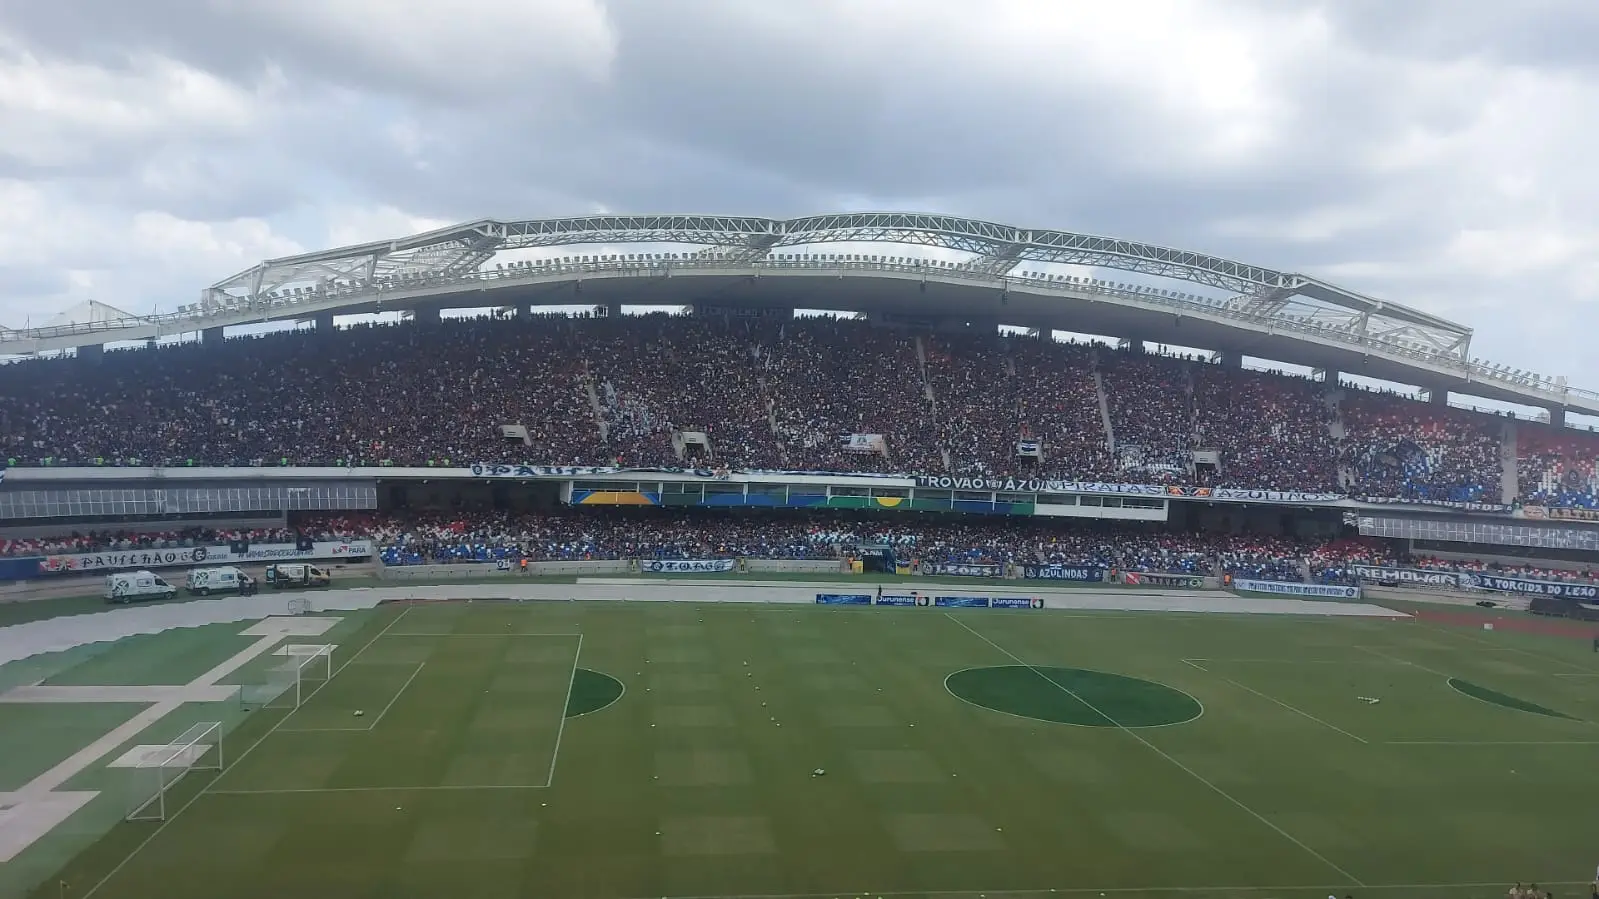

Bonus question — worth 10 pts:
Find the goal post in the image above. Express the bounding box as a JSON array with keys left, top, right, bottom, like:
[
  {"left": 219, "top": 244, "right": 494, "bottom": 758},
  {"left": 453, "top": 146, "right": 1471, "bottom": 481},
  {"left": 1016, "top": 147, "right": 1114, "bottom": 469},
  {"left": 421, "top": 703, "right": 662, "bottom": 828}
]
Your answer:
[
  {"left": 126, "top": 721, "right": 223, "bottom": 822},
  {"left": 240, "top": 644, "right": 334, "bottom": 711}
]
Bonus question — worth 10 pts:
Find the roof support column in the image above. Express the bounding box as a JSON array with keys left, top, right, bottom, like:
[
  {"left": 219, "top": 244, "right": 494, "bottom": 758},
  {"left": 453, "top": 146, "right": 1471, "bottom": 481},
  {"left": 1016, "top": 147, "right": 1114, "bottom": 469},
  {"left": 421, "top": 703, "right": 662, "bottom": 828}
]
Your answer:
[
  {"left": 1215, "top": 351, "right": 1242, "bottom": 368},
  {"left": 203, "top": 326, "right": 225, "bottom": 344},
  {"left": 314, "top": 313, "right": 335, "bottom": 332},
  {"left": 1549, "top": 407, "right": 1567, "bottom": 428},
  {"left": 413, "top": 306, "right": 440, "bottom": 324},
  {"left": 1118, "top": 337, "right": 1145, "bottom": 354},
  {"left": 77, "top": 343, "right": 103, "bottom": 363},
  {"left": 1427, "top": 387, "right": 1448, "bottom": 406}
]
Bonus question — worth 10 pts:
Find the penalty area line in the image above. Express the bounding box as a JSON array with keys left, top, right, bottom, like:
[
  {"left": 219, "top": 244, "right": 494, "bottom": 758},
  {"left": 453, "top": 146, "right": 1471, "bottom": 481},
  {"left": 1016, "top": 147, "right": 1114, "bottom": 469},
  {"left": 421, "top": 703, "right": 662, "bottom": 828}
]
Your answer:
[
  {"left": 208, "top": 783, "right": 549, "bottom": 796},
  {"left": 80, "top": 606, "right": 414, "bottom": 899}
]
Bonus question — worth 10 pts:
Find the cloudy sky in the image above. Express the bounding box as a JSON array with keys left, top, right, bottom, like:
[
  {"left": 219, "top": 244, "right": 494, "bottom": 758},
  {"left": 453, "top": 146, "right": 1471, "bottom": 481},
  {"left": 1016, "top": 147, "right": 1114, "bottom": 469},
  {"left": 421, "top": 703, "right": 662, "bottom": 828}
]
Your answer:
[{"left": 1, "top": 0, "right": 1596, "bottom": 391}]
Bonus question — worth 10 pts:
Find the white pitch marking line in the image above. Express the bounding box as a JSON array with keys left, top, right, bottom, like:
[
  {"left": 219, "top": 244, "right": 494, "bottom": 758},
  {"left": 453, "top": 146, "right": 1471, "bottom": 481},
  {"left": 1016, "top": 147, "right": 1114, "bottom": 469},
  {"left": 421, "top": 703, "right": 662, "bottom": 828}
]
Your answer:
[
  {"left": 946, "top": 613, "right": 1364, "bottom": 887},
  {"left": 1212, "top": 675, "right": 1368, "bottom": 744},
  {"left": 1387, "top": 740, "right": 1599, "bottom": 746},
  {"left": 381, "top": 632, "right": 582, "bottom": 637},
  {"left": 551, "top": 881, "right": 1599, "bottom": 899},
  {"left": 544, "top": 633, "right": 583, "bottom": 788},
  {"left": 81, "top": 605, "right": 413, "bottom": 899},
  {"left": 208, "top": 783, "right": 549, "bottom": 795},
  {"left": 278, "top": 661, "right": 426, "bottom": 733}
]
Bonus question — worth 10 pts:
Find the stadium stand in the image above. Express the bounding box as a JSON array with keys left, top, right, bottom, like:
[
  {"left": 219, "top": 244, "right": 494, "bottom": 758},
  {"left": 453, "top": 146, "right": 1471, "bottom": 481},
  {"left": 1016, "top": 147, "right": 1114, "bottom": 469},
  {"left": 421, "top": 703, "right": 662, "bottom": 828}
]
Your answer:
[
  {"left": 2, "top": 313, "right": 1591, "bottom": 509},
  {"left": 1193, "top": 364, "right": 1339, "bottom": 493},
  {"left": 1517, "top": 424, "right": 1599, "bottom": 509}
]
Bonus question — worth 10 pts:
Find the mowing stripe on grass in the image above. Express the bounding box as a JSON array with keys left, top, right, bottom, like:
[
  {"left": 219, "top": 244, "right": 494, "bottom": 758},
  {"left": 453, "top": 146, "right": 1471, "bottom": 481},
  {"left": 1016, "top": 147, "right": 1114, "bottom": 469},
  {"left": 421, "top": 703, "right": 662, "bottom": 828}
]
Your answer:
[
  {"left": 944, "top": 612, "right": 1366, "bottom": 888},
  {"left": 1206, "top": 672, "right": 1368, "bottom": 744},
  {"left": 80, "top": 606, "right": 412, "bottom": 899}
]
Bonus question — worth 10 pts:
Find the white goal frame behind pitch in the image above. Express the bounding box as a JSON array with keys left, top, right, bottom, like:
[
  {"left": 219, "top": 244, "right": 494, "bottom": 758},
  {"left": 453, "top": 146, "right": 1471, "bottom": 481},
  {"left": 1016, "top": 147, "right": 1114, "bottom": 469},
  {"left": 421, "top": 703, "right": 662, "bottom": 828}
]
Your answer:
[
  {"left": 126, "top": 721, "right": 224, "bottom": 822},
  {"left": 242, "top": 644, "right": 335, "bottom": 711}
]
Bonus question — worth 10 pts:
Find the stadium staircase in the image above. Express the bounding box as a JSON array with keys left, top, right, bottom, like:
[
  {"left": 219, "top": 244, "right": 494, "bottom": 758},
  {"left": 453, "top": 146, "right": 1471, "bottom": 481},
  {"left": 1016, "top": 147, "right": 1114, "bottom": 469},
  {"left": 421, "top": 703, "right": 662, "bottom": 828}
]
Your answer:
[
  {"left": 1093, "top": 366, "right": 1117, "bottom": 455},
  {"left": 1326, "top": 387, "right": 1351, "bottom": 490},
  {"left": 583, "top": 375, "right": 608, "bottom": 442},
  {"left": 1501, "top": 419, "right": 1519, "bottom": 505}
]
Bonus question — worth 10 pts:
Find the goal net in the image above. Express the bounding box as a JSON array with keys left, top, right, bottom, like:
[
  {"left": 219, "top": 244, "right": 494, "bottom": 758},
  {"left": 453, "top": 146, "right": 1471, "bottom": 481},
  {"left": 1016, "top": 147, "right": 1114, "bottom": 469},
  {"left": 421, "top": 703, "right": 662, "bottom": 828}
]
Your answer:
[
  {"left": 126, "top": 721, "right": 223, "bottom": 821},
  {"left": 240, "top": 644, "right": 334, "bottom": 711}
]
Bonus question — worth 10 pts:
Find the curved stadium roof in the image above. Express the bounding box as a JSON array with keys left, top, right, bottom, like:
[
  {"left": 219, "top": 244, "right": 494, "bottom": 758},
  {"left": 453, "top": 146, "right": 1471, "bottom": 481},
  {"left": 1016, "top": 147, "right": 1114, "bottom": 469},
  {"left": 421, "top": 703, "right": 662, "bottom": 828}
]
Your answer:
[{"left": 1, "top": 212, "right": 1592, "bottom": 416}]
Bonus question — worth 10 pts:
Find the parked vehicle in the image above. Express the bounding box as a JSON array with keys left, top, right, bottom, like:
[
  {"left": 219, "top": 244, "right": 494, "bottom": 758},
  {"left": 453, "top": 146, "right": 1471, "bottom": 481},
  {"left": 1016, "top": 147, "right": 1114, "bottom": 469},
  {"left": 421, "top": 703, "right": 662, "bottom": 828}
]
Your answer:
[
  {"left": 185, "top": 566, "right": 255, "bottom": 597},
  {"left": 105, "top": 570, "right": 178, "bottom": 604},
  {"left": 265, "top": 563, "right": 331, "bottom": 589}
]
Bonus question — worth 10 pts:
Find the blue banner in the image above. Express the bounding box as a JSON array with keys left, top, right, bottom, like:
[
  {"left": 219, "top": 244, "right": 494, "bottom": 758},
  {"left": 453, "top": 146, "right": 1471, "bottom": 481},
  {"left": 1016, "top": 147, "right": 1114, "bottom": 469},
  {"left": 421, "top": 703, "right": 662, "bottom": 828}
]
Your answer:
[
  {"left": 815, "top": 593, "right": 872, "bottom": 605},
  {"left": 934, "top": 596, "right": 991, "bottom": 608},
  {"left": 1233, "top": 579, "right": 1360, "bottom": 599},
  {"left": 0, "top": 557, "right": 42, "bottom": 581},
  {"left": 990, "top": 597, "right": 1044, "bottom": 609},
  {"left": 1022, "top": 565, "right": 1104, "bottom": 581},
  {"left": 875, "top": 594, "right": 918, "bottom": 606},
  {"left": 1461, "top": 573, "right": 1599, "bottom": 600}
]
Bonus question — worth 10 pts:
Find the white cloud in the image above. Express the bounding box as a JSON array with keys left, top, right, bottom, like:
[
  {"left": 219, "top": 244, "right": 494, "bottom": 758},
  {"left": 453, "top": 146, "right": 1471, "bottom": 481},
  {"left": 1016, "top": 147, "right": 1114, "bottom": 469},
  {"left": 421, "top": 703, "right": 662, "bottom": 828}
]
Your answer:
[{"left": 0, "top": 0, "right": 1595, "bottom": 395}]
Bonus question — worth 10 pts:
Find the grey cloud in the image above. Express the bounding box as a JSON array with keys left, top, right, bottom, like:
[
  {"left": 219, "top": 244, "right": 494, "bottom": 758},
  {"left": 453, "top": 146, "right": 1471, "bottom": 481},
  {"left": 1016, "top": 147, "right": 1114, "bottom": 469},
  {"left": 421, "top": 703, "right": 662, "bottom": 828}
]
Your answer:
[{"left": 1, "top": 0, "right": 1596, "bottom": 386}]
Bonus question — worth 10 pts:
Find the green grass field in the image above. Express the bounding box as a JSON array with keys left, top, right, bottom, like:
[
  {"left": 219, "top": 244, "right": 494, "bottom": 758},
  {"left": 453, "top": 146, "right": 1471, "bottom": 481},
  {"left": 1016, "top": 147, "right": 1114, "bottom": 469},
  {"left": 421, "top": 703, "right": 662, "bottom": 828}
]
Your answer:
[{"left": 21, "top": 598, "right": 1599, "bottom": 899}]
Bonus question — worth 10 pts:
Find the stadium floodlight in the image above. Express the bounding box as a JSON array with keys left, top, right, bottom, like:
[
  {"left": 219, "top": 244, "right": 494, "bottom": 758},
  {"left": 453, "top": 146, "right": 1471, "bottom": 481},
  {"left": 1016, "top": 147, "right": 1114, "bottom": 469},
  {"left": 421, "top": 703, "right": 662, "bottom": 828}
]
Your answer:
[{"left": 126, "top": 721, "right": 224, "bottom": 822}]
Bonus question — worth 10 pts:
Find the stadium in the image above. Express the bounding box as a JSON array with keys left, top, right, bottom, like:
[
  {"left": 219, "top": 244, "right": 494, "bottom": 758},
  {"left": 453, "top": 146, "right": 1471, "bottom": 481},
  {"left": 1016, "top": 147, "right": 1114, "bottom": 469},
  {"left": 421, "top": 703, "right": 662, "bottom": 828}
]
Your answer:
[{"left": 3, "top": 212, "right": 1599, "bottom": 899}]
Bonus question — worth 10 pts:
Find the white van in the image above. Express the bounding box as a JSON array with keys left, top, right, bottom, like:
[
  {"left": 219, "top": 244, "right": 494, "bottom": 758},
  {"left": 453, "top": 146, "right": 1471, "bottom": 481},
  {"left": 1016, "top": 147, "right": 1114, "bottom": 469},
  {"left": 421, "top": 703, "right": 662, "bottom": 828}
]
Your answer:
[
  {"left": 105, "top": 570, "right": 177, "bottom": 604},
  {"left": 265, "top": 563, "right": 331, "bottom": 589},
  {"left": 185, "top": 566, "right": 254, "bottom": 596}
]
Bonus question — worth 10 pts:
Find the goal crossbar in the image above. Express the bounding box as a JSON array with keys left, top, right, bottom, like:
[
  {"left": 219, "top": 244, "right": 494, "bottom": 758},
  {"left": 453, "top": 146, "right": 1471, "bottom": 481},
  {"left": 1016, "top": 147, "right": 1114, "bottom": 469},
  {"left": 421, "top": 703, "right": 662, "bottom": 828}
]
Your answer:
[
  {"left": 127, "top": 721, "right": 223, "bottom": 821},
  {"left": 240, "top": 644, "right": 335, "bottom": 711}
]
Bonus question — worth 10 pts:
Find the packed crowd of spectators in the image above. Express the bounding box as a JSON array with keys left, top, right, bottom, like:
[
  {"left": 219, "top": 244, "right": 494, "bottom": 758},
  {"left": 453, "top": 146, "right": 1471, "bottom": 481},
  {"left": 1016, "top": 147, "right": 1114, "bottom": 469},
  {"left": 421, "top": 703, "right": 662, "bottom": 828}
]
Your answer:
[
  {"left": 1098, "top": 352, "right": 1196, "bottom": 481},
  {"left": 1516, "top": 425, "right": 1599, "bottom": 509},
  {"left": 1340, "top": 394, "right": 1505, "bottom": 505},
  {"left": 1193, "top": 366, "right": 1339, "bottom": 493},
  {"left": 11, "top": 508, "right": 1596, "bottom": 590},
  {"left": 4, "top": 312, "right": 1590, "bottom": 507},
  {"left": 0, "top": 521, "right": 362, "bottom": 558}
]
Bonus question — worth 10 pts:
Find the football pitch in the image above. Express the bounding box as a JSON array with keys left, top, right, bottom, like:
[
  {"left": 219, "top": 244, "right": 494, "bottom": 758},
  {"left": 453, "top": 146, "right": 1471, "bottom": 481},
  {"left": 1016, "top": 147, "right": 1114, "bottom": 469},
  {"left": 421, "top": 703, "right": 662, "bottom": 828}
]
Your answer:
[{"left": 20, "top": 598, "right": 1599, "bottom": 899}]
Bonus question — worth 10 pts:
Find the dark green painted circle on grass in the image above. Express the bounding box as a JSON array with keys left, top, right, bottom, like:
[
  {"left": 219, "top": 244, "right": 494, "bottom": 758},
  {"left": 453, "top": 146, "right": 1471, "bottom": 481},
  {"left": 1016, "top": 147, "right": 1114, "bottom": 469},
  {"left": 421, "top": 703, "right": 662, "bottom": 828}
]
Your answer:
[
  {"left": 565, "top": 669, "right": 624, "bottom": 718},
  {"left": 945, "top": 665, "right": 1201, "bottom": 727},
  {"left": 1447, "top": 677, "right": 1574, "bottom": 720}
]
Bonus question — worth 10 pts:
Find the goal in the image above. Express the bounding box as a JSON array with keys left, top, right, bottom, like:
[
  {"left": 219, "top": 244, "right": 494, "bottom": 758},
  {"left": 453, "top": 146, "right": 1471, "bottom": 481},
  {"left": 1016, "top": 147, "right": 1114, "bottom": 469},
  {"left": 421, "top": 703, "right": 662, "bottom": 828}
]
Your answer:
[
  {"left": 240, "top": 644, "right": 334, "bottom": 711},
  {"left": 126, "top": 721, "right": 223, "bottom": 821}
]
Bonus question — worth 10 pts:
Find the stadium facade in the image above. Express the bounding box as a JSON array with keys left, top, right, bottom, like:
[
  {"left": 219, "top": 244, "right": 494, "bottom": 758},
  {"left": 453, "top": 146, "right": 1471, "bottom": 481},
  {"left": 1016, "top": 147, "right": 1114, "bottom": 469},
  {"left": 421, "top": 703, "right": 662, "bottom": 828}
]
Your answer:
[{"left": 3, "top": 212, "right": 1598, "bottom": 572}]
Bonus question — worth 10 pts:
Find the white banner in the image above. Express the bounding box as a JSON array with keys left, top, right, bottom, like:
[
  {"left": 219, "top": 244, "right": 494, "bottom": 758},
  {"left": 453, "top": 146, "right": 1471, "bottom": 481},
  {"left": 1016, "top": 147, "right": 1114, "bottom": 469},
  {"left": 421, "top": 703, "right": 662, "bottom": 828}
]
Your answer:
[
  {"left": 641, "top": 559, "right": 737, "bottom": 573},
  {"left": 40, "top": 540, "right": 374, "bottom": 574},
  {"left": 1233, "top": 578, "right": 1360, "bottom": 599},
  {"left": 840, "top": 434, "right": 886, "bottom": 454}
]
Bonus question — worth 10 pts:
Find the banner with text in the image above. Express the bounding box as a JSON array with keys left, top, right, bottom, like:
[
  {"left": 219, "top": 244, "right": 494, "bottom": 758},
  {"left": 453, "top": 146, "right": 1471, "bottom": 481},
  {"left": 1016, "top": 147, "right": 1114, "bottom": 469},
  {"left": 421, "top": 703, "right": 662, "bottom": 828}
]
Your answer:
[
  {"left": 641, "top": 559, "right": 737, "bottom": 574},
  {"left": 1021, "top": 565, "right": 1105, "bottom": 582},
  {"left": 912, "top": 475, "right": 1343, "bottom": 505},
  {"left": 1459, "top": 573, "right": 1599, "bottom": 600},
  {"left": 39, "top": 540, "right": 375, "bottom": 575},
  {"left": 1232, "top": 579, "right": 1361, "bottom": 599},
  {"left": 815, "top": 593, "right": 873, "bottom": 605},
  {"left": 1361, "top": 495, "right": 1513, "bottom": 514},
  {"left": 919, "top": 562, "right": 1002, "bottom": 578},
  {"left": 1123, "top": 572, "right": 1206, "bottom": 589},
  {"left": 875, "top": 594, "right": 920, "bottom": 607},
  {"left": 990, "top": 597, "right": 1045, "bottom": 609},
  {"left": 1350, "top": 566, "right": 1464, "bottom": 589},
  {"left": 934, "top": 596, "right": 991, "bottom": 608}
]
